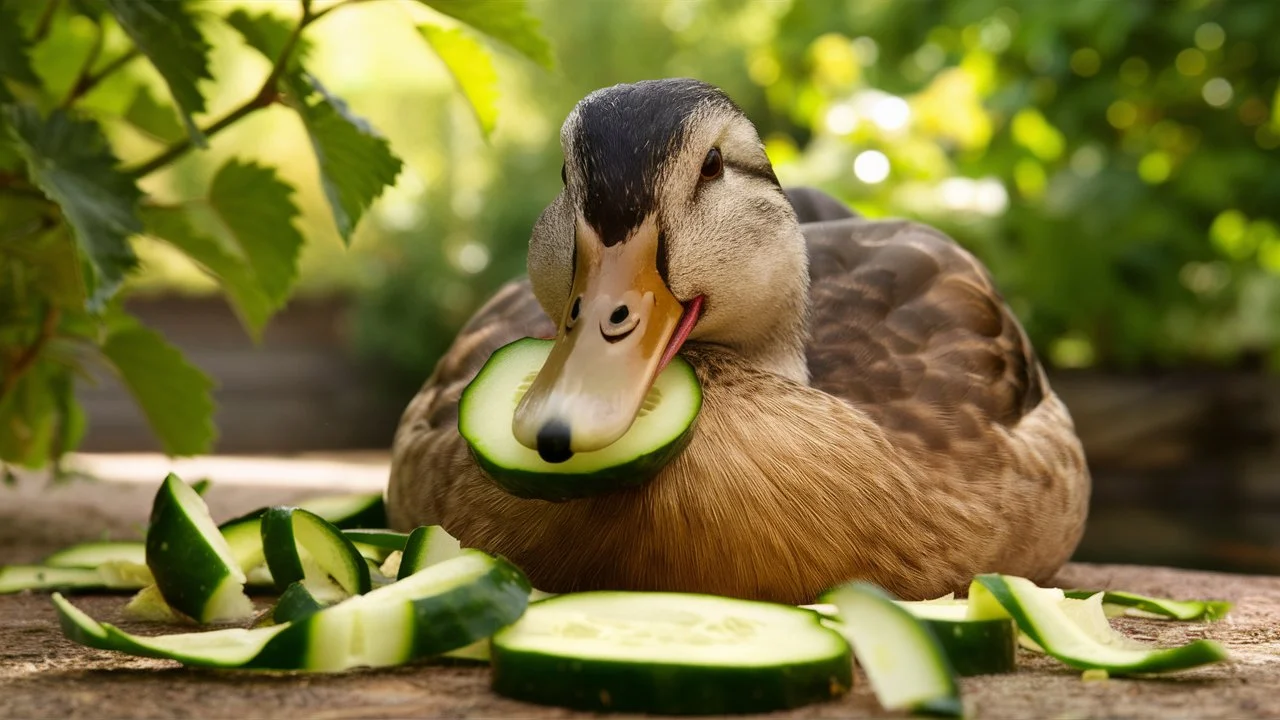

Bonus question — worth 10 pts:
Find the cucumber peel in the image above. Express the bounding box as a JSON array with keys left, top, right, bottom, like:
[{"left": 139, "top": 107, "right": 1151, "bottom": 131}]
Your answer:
[
  {"left": 398, "top": 525, "right": 463, "bottom": 580},
  {"left": 146, "top": 473, "right": 254, "bottom": 623},
  {"left": 53, "top": 550, "right": 531, "bottom": 671},
  {"left": 0, "top": 564, "right": 150, "bottom": 595},
  {"left": 972, "top": 574, "right": 1229, "bottom": 675},
  {"left": 822, "top": 582, "right": 962, "bottom": 717},
  {"left": 261, "top": 506, "right": 372, "bottom": 600},
  {"left": 1063, "top": 589, "right": 1231, "bottom": 621},
  {"left": 459, "top": 338, "right": 702, "bottom": 502}
]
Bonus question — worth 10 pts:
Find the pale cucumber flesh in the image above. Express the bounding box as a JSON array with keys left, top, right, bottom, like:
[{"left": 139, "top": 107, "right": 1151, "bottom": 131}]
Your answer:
[{"left": 460, "top": 338, "right": 701, "bottom": 475}]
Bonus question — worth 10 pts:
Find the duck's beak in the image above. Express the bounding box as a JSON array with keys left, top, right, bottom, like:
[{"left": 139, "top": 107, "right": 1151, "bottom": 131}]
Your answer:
[{"left": 513, "top": 215, "right": 700, "bottom": 463}]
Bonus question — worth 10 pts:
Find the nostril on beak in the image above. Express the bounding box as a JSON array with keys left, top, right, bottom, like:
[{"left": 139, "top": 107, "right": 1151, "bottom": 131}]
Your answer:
[
  {"left": 536, "top": 419, "right": 574, "bottom": 463},
  {"left": 610, "top": 305, "right": 629, "bottom": 324}
]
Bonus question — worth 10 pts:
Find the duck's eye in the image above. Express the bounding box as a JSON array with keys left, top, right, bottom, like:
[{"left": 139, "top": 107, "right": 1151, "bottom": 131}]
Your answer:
[
  {"left": 700, "top": 147, "right": 723, "bottom": 180},
  {"left": 568, "top": 296, "right": 581, "bottom": 326},
  {"left": 560, "top": 164, "right": 567, "bottom": 185}
]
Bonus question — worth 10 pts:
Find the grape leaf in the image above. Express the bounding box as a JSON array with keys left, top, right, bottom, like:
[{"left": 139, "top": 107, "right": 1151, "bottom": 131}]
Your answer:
[
  {"left": 140, "top": 205, "right": 276, "bottom": 338},
  {"left": 224, "top": 8, "right": 313, "bottom": 65},
  {"left": 207, "top": 159, "right": 304, "bottom": 304},
  {"left": 287, "top": 73, "right": 403, "bottom": 243},
  {"left": 0, "top": 0, "right": 40, "bottom": 101},
  {"left": 123, "top": 85, "right": 186, "bottom": 144},
  {"left": 417, "top": 0, "right": 555, "bottom": 69},
  {"left": 101, "top": 318, "right": 216, "bottom": 456},
  {"left": 0, "top": 360, "right": 56, "bottom": 467},
  {"left": 419, "top": 24, "right": 499, "bottom": 138},
  {"left": 3, "top": 105, "right": 141, "bottom": 309},
  {"left": 102, "top": 0, "right": 213, "bottom": 146}
]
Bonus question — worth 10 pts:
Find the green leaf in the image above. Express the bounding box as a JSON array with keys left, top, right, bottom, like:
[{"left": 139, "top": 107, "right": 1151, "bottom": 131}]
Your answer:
[
  {"left": 3, "top": 105, "right": 141, "bottom": 308},
  {"left": 0, "top": 360, "right": 57, "bottom": 467},
  {"left": 0, "top": 0, "right": 40, "bottom": 100},
  {"left": 0, "top": 226, "right": 90, "bottom": 310},
  {"left": 49, "top": 366, "right": 86, "bottom": 463},
  {"left": 286, "top": 73, "right": 403, "bottom": 242},
  {"left": 207, "top": 159, "right": 304, "bottom": 304},
  {"left": 417, "top": 0, "right": 555, "bottom": 69},
  {"left": 101, "top": 0, "right": 213, "bottom": 146},
  {"left": 100, "top": 318, "right": 215, "bottom": 456},
  {"left": 419, "top": 24, "right": 499, "bottom": 138},
  {"left": 140, "top": 205, "right": 276, "bottom": 338},
  {"left": 123, "top": 85, "right": 186, "bottom": 144},
  {"left": 224, "top": 8, "right": 312, "bottom": 65}
]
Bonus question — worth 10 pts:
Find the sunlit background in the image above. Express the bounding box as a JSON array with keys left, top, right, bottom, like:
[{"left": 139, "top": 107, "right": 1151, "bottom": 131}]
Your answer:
[{"left": 60, "top": 0, "right": 1280, "bottom": 573}]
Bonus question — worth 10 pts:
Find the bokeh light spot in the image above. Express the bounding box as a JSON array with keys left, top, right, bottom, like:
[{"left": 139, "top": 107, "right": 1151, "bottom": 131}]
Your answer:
[
  {"left": 1194, "top": 22, "right": 1225, "bottom": 51},
  {"left": 1070, "top": 48, "right": 1101, "bottom": 77},
  {"left": 1202, "top": 78, "right": 1233, "bottom": 107},
  {"left": 1138, "top": 152, "right": 1172, "bottom": 184},
  {"left": 1176, "top": 48, "right": 1206, "bottom": 76},
  {"left": 853, "top": 150, "right": 890, "bottom": 184},
  {"left": 1106, "top": 100, "right": 1138, "bottom": 129}
]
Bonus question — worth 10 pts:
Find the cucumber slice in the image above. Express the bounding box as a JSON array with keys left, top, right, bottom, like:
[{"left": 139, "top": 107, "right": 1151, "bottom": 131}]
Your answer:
[
  {"left": 260, "top": 507, "right": 372, "bottom": 598},
  {"left": 340, "top": 529, "right": 411, "bottom": 552},
  {"left": 272, "top": 581, "right": 327, "bottom": 624},
  {"left": 43, "top": 542, "right": 147, "bottom": 568},
  {"left": 459, "top": 338, "right": 702, "bottom": 501},
  {"left": 53, "top": 549, "right": 531, "bottom": 671},
  {"left": 491, "top": 591, "right": 851, "bottom": 715},
  {"left": 398, "top": 525, "right": 463, "bottom": 580},
  {"left": 295, "top": 492, "right": 387, "bottom": 529},
  {"left": 889, "top": 598, "right": 1017, "bottom": 677},
  {"left": 821, "top": 582, "right": 962, "bottom": 717},
  {"left": 0, "top": 564, "right": 150, "bottom": 594},
  {"left": 146, "top": 473, "right": 254, "bottom": 623},
  {"left": 1063, "top": 589, "right": 1232, "bottom": 621},
  {"left": 972, "top": 574, "right": 1230, "bottom": 674}
]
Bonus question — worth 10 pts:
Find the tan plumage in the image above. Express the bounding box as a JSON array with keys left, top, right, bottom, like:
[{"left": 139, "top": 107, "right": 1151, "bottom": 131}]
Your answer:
[{"left": 387, "top": 80, "right": 1090, "bottom": 604}]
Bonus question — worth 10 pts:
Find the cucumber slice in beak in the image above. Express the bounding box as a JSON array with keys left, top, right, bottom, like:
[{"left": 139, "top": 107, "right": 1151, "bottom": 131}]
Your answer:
[{"left": 53, "top": 550, "right": 531, "bottom": 671}]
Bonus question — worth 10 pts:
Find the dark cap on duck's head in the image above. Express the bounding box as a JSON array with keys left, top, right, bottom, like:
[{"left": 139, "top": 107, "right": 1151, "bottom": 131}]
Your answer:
[
  {"left": 567, "top": 78, "right": 764, "bottom": 247},
  {"left": 518, "top": 78, "right": 804, "bottom": 462}
]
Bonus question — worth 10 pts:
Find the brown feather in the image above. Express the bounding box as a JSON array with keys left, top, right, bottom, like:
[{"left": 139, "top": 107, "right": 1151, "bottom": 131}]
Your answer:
[{"left": 387, "top": 213, "right": 1090, "bottom": 603}]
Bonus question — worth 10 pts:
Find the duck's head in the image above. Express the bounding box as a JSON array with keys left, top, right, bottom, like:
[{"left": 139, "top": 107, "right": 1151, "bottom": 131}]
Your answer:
[{"left": 514, "top": 78, "right": 810, "bottom": 463}]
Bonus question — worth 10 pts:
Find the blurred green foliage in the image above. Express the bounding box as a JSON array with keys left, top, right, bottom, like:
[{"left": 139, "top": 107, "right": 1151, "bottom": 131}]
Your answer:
[
  {"left": 0, "top": 0, "right": 551, "bottom": 471},
  {"left": 352, "top": 0, "right": 1280, "bottom": 398}
]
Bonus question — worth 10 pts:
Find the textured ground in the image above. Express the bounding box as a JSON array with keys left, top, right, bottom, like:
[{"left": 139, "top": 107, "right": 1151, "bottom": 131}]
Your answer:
[{"left": 2, "top": 460, "right": 1278, "bottom": 719}]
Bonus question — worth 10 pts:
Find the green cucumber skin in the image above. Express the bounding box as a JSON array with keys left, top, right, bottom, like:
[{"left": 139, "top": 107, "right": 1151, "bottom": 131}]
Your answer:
[
  {"left": 974, "top": 575, "right": 1230, "bottom": 674},
  {"left": 398, "top": 526, "right": 433, "bottom": 581},
  {"left": 323, "top": 496, "right": 387, "bottom": 530},
  {"left": 924, "top": 618, "right": 1017, "bottom": 676},
  {"left": 249, "top": 555, "right": 532, "bottom": 670},
  {"left": 1062, "top": 590, "right": 1231, "bottom": 622},
  {"left": 260, "top": 507, "right": 308, "bottom": 591},
  {"left": 409, "top": 555, "right": 531, "bottom": 660},
  {"left": 145, "top": 474, "right": 236, "bottom": 621},
  {"left": 272, "top": 582, "right": 328, "bottom": 624},
  {"left": 469, "top": 419, "right": 698, "bottom": 502},
  {"left": 341, "top": 530, "right": 410, "bottom": 552},
  {"left": 261, "top": 507, "right": 372, "bottom": 595},
  {"left": 43, "top": 542, "right": 147, "bottom": 569},
  {"left": 491, "top": 646, "right": 851, "bottom": 715}
]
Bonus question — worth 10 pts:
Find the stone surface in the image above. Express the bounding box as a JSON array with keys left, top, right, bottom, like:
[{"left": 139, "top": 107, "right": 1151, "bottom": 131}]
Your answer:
[{"left": 2, "top": 468, "right": 1279, "bottom": 719}]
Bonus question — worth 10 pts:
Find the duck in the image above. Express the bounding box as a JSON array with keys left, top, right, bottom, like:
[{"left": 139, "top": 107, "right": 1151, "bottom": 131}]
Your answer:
[{"left": 387, "top": 78, "right": 1090, "bottom": 604}]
